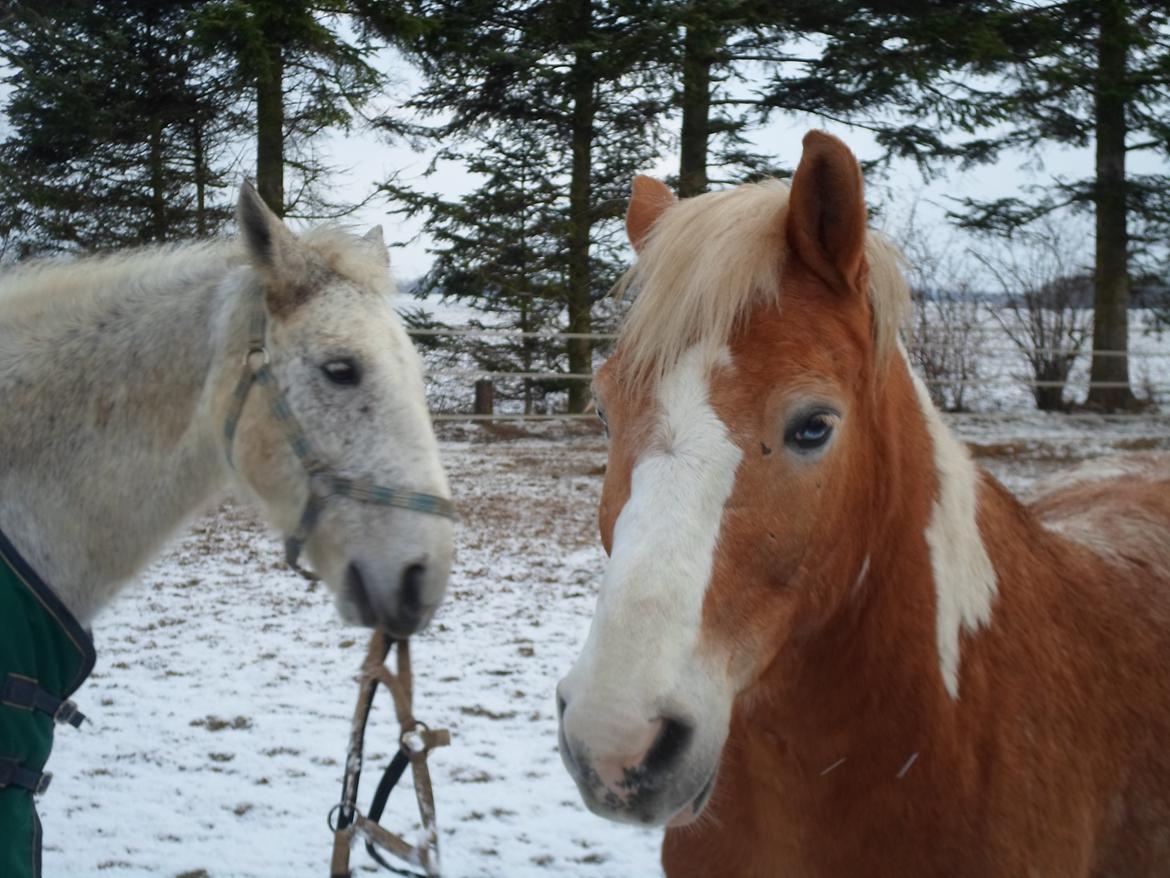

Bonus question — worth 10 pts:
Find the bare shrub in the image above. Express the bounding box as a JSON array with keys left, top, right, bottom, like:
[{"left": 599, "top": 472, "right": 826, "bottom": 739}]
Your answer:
[
  {"left": 971, "top": 219, "right": 1092, "bottom": 411},
  {"left": 893, "top": 201, "right": 986, "bottom": 412}
]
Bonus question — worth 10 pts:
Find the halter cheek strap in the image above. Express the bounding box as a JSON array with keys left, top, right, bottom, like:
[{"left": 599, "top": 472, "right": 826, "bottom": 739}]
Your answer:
[{"left": 222, "top": 306, "right": 456, "bottom": 576}]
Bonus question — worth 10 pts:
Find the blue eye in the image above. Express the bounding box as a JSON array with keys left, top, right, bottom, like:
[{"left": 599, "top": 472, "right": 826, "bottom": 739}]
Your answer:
[
  {"left": 596, "top": 406, "right": 609, "bottom": 436},
  {"left": 785, "top": 410, "right": 837, "bottom": 452}
]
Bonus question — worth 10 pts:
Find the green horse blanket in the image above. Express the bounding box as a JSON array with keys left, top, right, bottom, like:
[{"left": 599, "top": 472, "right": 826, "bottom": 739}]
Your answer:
[{"left": 0, "top": 527, "right": 94, "bottom": 878}]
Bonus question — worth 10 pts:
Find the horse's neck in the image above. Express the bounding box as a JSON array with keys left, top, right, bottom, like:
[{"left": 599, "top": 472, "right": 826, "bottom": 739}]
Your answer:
[{"left": 0, "top": 250, "right": 249, "bottom": 625}]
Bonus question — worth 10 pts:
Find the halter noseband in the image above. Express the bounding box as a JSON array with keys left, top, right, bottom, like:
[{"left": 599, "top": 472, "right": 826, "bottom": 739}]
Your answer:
[{"left": 222, "top": 304, "right": 456, "bottom": 575}]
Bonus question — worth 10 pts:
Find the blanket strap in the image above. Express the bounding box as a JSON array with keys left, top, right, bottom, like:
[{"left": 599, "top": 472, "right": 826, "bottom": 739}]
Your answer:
[
  {"left": 0, "top": 757, "right": 52, "bottom": 794},
  {"left": 2, "top": 674, "right": 87, "bottom": 729}
]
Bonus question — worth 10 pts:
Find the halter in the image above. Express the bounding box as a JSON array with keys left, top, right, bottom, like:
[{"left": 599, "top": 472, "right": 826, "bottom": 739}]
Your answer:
[{"left": 222, "top": 303, "right": 457, "bottom": 575}]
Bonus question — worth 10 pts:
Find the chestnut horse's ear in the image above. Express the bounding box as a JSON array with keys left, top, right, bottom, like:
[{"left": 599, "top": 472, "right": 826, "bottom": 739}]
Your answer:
[
  {"left": 786, "top": 131, "right": 867, "bottom": 293},
  {"left": 626, "top": 175, "right": 676, "bottom": 252}
]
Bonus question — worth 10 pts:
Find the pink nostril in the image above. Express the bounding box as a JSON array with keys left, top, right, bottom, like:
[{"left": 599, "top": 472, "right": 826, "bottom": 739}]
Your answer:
[
  {"left": 590, "top": 715, "right": 694, "bottom": 793},
  {"left": 593, "top": 716, "right": 664, "bottom": 790}
]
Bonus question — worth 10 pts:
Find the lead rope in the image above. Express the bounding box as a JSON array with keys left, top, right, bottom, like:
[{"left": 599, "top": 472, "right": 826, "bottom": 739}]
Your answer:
[{"left": 329, "top": 633, "right": 450, "bottom": 878}]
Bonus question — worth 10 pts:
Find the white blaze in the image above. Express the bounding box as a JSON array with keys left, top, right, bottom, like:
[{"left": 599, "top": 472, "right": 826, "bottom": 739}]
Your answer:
[
  {"left": 566, "top": 346, "right": 742, "bottom": 746},
  {"left": 905, "top": 352, "right": 998, "bottom": 699}
]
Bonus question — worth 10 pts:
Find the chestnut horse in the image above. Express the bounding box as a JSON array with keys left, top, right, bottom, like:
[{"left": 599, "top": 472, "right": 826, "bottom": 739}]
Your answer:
[{"left": 557, "top": 131, "right": 1170, "bottom": 876}]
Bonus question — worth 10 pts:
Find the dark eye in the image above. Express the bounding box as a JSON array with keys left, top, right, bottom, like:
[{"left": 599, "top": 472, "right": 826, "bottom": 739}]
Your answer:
[
  {"left": 321, "top": 358, "right": 360, "bottom": 386},
  {"left": 785, "top": 410, "right": 837, "bottom": 453}
]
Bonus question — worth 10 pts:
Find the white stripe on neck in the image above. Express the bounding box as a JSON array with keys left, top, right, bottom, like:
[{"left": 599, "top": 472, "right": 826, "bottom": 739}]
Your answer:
[{"left": 903, "top": 350, "right": 998, "bottom": 699}]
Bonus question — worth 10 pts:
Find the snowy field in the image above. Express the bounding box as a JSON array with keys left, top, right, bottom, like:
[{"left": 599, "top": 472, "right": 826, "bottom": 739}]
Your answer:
[{"left": 38, "top": 413, "right": 1170, "bottom": 878}]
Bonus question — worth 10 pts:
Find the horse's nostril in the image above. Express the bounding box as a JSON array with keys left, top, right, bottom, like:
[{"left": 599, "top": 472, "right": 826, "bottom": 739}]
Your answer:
[
  {"left": 643, "top": 716, "right": 694, "bottom": 775},
  {"left": 345, "top": 562, "right": 377, "bottom": 626},
  {"left": 400, "top": 563, "right": 427, "bottom": 612}
]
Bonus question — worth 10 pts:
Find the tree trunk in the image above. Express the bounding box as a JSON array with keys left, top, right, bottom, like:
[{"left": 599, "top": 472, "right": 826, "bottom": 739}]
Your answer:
[
  {"left": 1087, "top": 0, "right": 1135, "bottom": 410},
  {"left": 521, "top": 295, "right": 534, "bottom": 414},
  {"left": 679, "top": 17, "right": 716, "bottom": 198},
  {"left": 148, "top": 116, "right": 166, "bottom": 241},
  {"left": 565, "top": 0, "right": 595, "bottom": 414},
  {"left": 256, "top": 42, "right": 285, "bottom": 217},
  {"left": 192, "top": 120, "right": 207, "bottom": 237}
]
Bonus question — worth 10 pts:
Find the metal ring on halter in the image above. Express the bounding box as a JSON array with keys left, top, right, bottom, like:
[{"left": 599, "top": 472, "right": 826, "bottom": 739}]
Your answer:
[
  {"left": 400, "top": 721, "right": 430, "bottom": 755},
  {"left": 244, "top": 346, "right": 270, "bottom": 369},
  {"left": 327, "top": 801, "right": 362, "bottom": 834}
]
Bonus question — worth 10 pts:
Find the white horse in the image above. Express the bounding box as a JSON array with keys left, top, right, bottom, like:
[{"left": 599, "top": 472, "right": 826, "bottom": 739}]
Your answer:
[{"left": 0, "top": 184, "right": 454, "bottom": 632}]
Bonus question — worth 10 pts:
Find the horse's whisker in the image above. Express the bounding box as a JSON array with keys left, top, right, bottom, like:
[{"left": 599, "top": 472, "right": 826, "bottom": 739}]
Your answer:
[{"left": 819, "top": 757, "right": 846, "bottom": 777}]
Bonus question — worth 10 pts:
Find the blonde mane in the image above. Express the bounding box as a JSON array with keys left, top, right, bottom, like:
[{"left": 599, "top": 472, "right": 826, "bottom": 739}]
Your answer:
[{"left": 616, "top": 179, "right": 909, "bottom": 384}]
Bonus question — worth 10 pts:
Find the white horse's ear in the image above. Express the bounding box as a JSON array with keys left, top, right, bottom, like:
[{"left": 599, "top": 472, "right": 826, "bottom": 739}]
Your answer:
[
  {"left": 363, "top": 225, "right": 389, "bottom": 266},
  {"left": 237, "top": 182, "right": 307, "bottom": 311}
]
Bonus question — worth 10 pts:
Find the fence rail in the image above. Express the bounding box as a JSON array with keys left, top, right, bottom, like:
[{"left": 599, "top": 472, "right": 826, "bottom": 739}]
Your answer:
[
  {"left": 425, "top": 368, "right": 1167, "bottom": 390},
  {"left": 408, "top": 328, "right": 1170, "bottom": 420},
  {"left": 408, "top": 327, "right": 1166, "bottom": 358},
  {"left": 408, "top": 328, "right": 620, "bottom": 341}
]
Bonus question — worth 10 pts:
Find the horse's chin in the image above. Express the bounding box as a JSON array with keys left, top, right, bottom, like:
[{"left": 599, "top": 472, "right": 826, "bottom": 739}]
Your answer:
[
  {"left": 666, "top": 763, "right": 719, "bottom": 827},
  {"left": 334, "top": 593, "right": 374, "bottom": 628},
  {"left": 574, "top": 759, "right": 721, "bottom": 828}
]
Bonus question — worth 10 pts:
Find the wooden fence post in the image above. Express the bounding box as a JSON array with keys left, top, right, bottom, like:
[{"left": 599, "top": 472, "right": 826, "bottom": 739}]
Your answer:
[{"left": 474, "top": 379, "right": 494, "bottom": 416}]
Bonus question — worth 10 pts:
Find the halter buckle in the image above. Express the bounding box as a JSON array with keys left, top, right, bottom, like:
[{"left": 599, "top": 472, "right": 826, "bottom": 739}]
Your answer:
[
  {"left": 400, "top": 721, "right": 430, "bottom": 755},
  {"left": 309, "top": 471, "right": 338, "bottom": 500},
  {"left": 243, "top": 346, "right": 270, "bottom": 370}
]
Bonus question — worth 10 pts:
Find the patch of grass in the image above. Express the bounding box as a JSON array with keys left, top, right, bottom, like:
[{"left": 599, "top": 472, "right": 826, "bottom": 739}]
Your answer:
[
  {"left": 452, "top": 768, "right": 495, "bottom": 784},
  {"left": 190, "top": 715, "right": 252, "bottom": 731},
  {"left": 459, "top": 705, "right": 517, "bottom": 720},
  {"left": 1116, "top": 436, "right": 1166, "bottom": 451},
  {"left": 261, "top": 746, "right": 301, "bottom": 757}
]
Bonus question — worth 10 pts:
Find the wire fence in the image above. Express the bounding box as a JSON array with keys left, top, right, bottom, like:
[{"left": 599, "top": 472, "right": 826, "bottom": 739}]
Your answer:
[{"left": 411, "top": 328, "right": 1170, "bottom": 421}]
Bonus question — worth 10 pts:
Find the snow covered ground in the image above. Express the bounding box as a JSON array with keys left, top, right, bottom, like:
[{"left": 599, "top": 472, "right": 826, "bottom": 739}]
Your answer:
[{"left": 37, "top": 414, "right": 1170, "bottom": 878}]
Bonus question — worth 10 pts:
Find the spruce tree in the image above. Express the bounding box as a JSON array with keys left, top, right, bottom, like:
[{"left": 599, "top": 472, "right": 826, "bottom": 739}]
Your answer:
[
  {"left": 400, "top": 132, "right": 573, "bottom": 413},
  {"left": 395, "top": 0, "right": 668, "bottom": 412},
  {"left": 812, "top": 0, "right": 1170, "bottom": 410},
  {"left": 194, "top": 0, "right": 390, "bottom": 217},
  {"left": 0, "top": 1, "right": 243, "bottom": 253},
  {"left": 944, "top": 0, "right": 1170, "bottom": 410},
  {"left": 651, "top": 2, "right": 1012, "bottom": 195}
]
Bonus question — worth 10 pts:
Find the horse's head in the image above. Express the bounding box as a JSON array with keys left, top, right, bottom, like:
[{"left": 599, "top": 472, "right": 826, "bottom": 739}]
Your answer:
[
  {"left": 557, "top": 132, "right": 910, "bottom": 825},
  {"left": 227, "top": 184, "right": 454, "bottom": 636}
]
